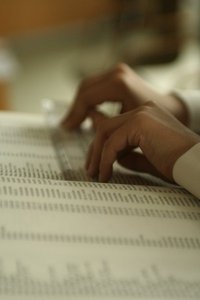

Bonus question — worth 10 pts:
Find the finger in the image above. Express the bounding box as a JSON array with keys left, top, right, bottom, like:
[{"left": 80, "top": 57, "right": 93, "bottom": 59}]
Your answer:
[
  {"left": 61, "top": 99, "right": 89, "bottom": 130},
  {"left": 61, "top": 72, "right": 112, "bottom": 129},
  {"left": 85, "top": 141, "right": 94, "bottom": 174},
  {"left": 86, "top": 124, "right": 112, "bottom": 179},
  {"left": 98, "top": 121, "right": 140, "bottom": 182},
  {"left": 61, "top": 72, "right": 127, "bottom": 129},
  {"left": 87, "top": 113, "right": 132, "bottom": 179},
  {"left": 78, "top": 69, "right": 117, "bottom": 92},
  {"left": 85, "top": 111, "right": 109, "bottom": 176}
]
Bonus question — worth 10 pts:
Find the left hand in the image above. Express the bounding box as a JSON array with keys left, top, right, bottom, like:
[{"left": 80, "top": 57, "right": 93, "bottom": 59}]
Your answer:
[{"left": 62, "top": 63, "right": 188, "bottom": 129}]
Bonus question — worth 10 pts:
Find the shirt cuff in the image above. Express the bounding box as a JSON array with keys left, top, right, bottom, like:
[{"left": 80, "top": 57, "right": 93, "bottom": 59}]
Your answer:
[
  {"left": 172, "top": 89, "right": 200, "bottom": 132},
  {"left": 173, "top": 143, "right": 200, "bottom": 199}
]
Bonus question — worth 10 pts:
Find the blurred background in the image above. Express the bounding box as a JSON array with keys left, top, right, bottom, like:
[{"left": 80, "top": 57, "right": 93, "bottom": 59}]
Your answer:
[{"left": 0, "top": 0, "right": 199, "bottom": 113}]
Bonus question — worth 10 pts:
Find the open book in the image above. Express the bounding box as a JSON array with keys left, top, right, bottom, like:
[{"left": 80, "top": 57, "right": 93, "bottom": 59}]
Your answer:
[{"left": 0, "top": 101, "right": 200, "bottom": 299}]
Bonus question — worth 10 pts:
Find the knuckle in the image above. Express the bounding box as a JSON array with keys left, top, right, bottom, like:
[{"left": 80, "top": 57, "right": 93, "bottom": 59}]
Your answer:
[
  {"left": 111, "top": 63, "right": 130, "bottom": 86},
  {"left": 134, "top": 109, "right": 148, "bottom": 124},
  {"left": 145, "top": 100, "right": 157, "bottom": 107},
  {"left": 114, "top": 63, "right": 129, "bottom": 74},
  {"left": 133, "top": 102, "right": 156, "bottom": 125},
  {"left": 136, "top": 101, "right": 156, "bottom": 115}
]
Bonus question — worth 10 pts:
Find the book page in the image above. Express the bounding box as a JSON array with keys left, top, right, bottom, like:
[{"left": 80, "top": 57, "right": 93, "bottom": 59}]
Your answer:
[
  {"left": 0, "top": 112, "right": 64, "bottom": 180},
  {"left": 0, "top": 177, "right": 200, "bottom": 299},
  {"left": 0, "top": 109, "right": 174, "bottom": 186}
]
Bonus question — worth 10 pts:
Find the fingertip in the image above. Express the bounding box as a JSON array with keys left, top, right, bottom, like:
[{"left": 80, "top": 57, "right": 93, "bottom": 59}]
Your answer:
[
  {"left": 60, "top": 113, "right": 71, "bottom": 128},
  {"left": 98, "top": 168, "right": 112, "bottom": 183},
  {"left": 86, "top": 165, "right": 96, "bottom": 179},
  {"left": 61, "top": 121, "right": 73, "bottom": 130},
  {"left": 85, "top": 172, "right": 95, "bottom": 182},
  {"left": 60, "top": 106, "right": 81, "bottom": 129},
  {"left": 60, "top": 116, "right": 79, "bottom": 130},
  {"left": 98, "top": 175, "right": 110, "bottom": 183},
  {"left": 60, "top": 119, "right": 70, "bottom": 129}
]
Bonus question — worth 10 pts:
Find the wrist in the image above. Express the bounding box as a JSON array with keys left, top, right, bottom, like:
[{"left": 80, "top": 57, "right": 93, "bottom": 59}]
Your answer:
[{"left": 162, "top": 94, "right": 189, "bottom": 126}]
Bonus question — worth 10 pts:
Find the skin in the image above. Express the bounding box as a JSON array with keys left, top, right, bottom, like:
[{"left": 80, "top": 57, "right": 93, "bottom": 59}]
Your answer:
[
  {"left": 62, "top": 63, "right": 189, "bottom": 128},
  {"left": 62, "top": 63, "right": 200, "bottom": 182}
]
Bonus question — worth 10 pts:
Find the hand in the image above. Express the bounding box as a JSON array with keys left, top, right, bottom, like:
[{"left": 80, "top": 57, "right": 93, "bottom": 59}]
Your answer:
[
  {"left": 86, "top": 102, "right": 200, "bottom": 182},
  {"left": 62, "top": 63, "right": 189, "bottom": 129}
]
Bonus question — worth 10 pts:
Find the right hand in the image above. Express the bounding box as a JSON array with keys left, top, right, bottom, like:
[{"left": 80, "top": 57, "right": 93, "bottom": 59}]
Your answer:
[
  {"left": 86, "top": 102, "right": 199, "bottom": 182},
  {"left": 62, "top": 63, "right": 188, "bottom": 129}
]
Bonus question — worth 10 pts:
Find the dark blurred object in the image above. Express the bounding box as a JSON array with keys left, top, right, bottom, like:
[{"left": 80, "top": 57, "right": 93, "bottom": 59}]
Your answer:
[
  {"left": 0, "top": 39, "right": 18, "bottom": 110},
  {"left": 0, "top": 82, "right": 10, "bottom": 110},
  {"left": 114, "top": 0, "right": 183, "bottom": 65},
  {"left": 0, "top": 0, "right": 121, "bottom": 37}
]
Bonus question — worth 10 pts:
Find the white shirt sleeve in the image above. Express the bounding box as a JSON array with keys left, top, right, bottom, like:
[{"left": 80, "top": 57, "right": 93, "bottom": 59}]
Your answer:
[
  {"left": 172, "top": 89, "right": 200, "bottom": 132},
  {"left": 171, "top": 90, "right": 200, "bottom": 198},
  {"left": 173, "top": 143, "right": 200, "bottom": 199}
]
